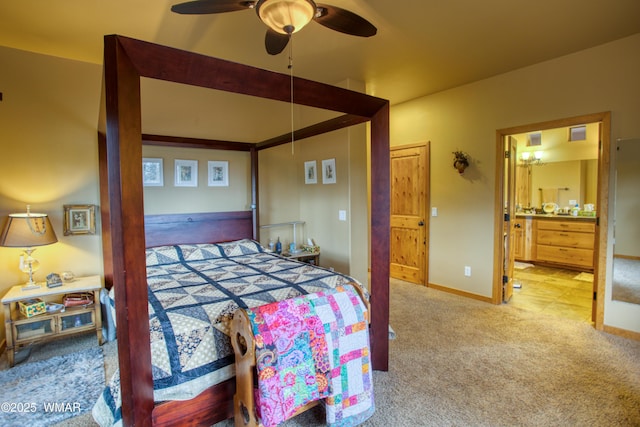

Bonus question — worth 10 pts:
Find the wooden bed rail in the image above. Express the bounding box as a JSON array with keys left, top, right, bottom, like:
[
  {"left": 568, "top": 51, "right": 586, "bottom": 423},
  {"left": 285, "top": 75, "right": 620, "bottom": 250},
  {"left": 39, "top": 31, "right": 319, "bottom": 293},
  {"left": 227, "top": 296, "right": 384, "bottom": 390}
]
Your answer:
[{"left": 231, "top": 310, "right": 259, "bottom": 427}]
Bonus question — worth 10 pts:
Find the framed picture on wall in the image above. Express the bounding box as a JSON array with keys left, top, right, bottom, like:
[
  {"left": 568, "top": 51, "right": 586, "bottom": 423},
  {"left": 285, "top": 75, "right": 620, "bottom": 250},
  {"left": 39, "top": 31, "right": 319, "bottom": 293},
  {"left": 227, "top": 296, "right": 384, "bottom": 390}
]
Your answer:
[
  {"left": 175, "top": 159, "right": 198, "bottom": 187},
  {"left": 208, "top": 161, "right": 229, "bottom": 187},
  {"left": 304, "top": 160, "right": 317, "bottom": 184},
  {"left": 322, "top": 158, "right": 336, "bottom": 184},
  {"left": 63, "top": 204, "right": 96, "bottom": 235},
  {"left": 142, "top": 158, "right": 164, "bottom": 187}
]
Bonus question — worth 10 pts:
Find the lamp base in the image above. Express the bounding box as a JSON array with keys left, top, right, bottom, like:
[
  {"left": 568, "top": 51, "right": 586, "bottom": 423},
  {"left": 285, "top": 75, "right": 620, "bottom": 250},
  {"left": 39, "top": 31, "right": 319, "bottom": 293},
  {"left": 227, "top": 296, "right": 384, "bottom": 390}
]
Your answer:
[{"left": 22, "top": 281, "right": 41, "bottom": 291}]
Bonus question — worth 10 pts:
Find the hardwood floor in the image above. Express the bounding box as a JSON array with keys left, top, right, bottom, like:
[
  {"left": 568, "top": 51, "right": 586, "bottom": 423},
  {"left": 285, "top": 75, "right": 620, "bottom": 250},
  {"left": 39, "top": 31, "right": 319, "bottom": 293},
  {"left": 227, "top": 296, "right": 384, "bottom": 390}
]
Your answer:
[{"left": 511, "top": 264, "right": 593, "bottom": 322}]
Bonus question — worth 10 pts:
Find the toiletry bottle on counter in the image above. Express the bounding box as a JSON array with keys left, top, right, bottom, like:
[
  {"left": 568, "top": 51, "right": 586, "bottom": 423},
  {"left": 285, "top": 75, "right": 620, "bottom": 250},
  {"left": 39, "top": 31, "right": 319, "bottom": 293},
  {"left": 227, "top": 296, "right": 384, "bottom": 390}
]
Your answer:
[
  {"left": 275, "top": 237, "right": 282, "bottom": 254},
  {"left": 571, "top": 204, "right": 580, "bottom": 216},
  {"left": 268, "top": 238, "right": 274, "bottom": 252}
]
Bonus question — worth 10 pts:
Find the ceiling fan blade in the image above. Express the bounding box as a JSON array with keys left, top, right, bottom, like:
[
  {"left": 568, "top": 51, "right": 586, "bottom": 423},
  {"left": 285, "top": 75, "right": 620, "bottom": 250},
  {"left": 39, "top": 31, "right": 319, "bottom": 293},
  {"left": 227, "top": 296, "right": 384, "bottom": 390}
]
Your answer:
[
  {"left": 265, "top": 29, "right": 290, "bottom": 55},
  {"left": 171, "top": 0, "right": 253, "bottom": 15},
  {"left": 314, "top": 4, "right": 377, "bottom": 37}
]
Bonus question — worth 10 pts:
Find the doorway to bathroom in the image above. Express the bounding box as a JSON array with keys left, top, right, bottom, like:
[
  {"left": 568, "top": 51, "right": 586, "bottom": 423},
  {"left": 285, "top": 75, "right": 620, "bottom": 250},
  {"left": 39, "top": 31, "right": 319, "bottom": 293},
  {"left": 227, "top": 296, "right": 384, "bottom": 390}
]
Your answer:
[{"left": 494, "top": 112, "right": 611, "bottom": 328}]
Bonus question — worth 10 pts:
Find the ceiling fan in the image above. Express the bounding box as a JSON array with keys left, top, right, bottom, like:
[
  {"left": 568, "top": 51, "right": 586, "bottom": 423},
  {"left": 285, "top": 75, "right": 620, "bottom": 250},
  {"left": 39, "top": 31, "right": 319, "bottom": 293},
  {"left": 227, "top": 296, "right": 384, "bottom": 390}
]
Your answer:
[{"left": 171, "top": 0, "right": 377, "bottom": 55}]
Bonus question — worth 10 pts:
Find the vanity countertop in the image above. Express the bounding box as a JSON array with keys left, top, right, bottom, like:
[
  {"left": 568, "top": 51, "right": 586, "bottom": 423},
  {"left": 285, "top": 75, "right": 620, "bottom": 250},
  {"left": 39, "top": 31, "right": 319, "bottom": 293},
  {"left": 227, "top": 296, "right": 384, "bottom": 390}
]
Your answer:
[{"left": 516, "top": 213, "right": 596, "bottom": 221}]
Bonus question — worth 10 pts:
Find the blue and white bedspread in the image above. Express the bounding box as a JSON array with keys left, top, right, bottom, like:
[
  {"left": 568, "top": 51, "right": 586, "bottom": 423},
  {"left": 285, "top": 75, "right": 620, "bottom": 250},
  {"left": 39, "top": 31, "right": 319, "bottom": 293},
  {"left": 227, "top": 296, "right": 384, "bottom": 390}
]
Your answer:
[{"left": 92, "top": 239, "right": 364, "bottom": 427}]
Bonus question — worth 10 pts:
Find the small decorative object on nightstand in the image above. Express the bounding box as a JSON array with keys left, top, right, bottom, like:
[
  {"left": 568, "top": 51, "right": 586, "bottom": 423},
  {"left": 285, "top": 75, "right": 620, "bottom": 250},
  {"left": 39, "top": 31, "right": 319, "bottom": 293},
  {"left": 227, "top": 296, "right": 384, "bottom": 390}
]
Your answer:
[{"left": 2, "top": 275, "right": 103, "bottom": 367}]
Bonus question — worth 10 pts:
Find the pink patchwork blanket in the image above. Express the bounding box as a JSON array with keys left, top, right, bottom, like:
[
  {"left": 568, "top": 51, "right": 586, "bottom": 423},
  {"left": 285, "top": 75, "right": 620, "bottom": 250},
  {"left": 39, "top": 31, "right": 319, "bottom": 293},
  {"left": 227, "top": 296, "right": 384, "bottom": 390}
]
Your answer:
[{"left": 247, "top": 284, "right": 374, "bottom": 427}]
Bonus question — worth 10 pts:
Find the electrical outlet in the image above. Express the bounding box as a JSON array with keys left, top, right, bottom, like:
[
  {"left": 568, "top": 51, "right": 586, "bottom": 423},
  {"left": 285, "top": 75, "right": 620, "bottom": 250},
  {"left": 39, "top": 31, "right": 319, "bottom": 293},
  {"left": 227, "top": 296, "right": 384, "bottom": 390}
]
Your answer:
[
  {"left": 338, "top": 210, "right": 347, "bottom": 221},
  {"left": 464, "top": 266, "right": 471, "bottom": 277},
  {"left": 431, "top": 207, "right": 438, "bottom": 217}
]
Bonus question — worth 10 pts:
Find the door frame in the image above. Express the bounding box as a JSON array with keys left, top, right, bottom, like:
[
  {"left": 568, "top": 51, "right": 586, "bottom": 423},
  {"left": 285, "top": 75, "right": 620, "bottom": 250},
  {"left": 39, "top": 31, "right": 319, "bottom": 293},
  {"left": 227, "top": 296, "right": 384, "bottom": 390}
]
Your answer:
[
  {"left": 502, "top": 136, "right": 518, "bottom": 303},
  {"left": 492, "top": 111, "right": 611, "bottom": 330}
]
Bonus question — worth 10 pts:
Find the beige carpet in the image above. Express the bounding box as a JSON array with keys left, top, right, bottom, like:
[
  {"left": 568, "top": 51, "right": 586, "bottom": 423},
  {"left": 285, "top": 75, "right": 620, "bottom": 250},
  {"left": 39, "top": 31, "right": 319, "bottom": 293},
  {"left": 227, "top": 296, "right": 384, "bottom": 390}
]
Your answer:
[
  {"left": 215, "top": 279, "right": 640, "bottom": 427},
  {"left": 6, "top": 280, "right": 639, "bottom": 427},
  {"left": 612, "top": 257, "right": 640, "bottom": 305}
]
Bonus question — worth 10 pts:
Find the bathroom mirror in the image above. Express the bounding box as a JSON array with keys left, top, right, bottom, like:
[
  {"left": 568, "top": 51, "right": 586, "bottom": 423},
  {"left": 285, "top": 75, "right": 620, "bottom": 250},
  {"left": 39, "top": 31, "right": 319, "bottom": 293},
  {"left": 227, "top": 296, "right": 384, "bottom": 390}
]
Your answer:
[{"left": 612, "top": 138, "right": 640, "bottom": 304}]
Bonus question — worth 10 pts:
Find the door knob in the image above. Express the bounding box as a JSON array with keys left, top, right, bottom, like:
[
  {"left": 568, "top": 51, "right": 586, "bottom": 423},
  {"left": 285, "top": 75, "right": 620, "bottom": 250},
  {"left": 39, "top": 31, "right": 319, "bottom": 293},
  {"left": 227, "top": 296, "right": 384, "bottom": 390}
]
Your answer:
[
  {"left": 418, "top": 221, "right": 425, "bottom": 226},
  {"left": 514, "top": 223, "right": 521, "bottom": 228}
]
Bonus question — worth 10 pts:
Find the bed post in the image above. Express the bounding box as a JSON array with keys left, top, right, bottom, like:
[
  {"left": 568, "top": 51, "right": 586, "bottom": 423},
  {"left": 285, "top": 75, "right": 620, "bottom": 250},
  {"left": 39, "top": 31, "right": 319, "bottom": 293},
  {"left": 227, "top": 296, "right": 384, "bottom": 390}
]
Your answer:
[
  {"left": 251, "top": 146, "right": 259, "bottom": 240},
  {"left": 370, "top": 102, "right": 390, "bottom": 371},
  {"left": 99, "top": 34, "right": 390, "bottom": 426},
  {"left": 101, "top": 35, "right": 155, "bottom": 426}
]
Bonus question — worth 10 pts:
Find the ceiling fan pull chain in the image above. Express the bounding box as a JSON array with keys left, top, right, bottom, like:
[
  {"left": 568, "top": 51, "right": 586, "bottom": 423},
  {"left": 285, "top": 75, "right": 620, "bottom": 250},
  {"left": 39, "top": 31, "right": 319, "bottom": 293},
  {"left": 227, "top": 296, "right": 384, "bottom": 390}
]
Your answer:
[{"left": 289, "top": 36, "right": 295, "bottom": 155}]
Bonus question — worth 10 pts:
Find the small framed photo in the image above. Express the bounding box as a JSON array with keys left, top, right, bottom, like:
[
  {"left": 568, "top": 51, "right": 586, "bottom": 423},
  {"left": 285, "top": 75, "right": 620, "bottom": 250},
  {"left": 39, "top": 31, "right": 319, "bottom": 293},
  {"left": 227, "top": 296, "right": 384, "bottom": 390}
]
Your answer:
[
  {"left": 142, "top": 158, "right": 164, "bottom": 187},
  {"left": 304, "top": 160, "right": 317, "bottom": 184},
  {"left": 208, "top": 161, "right": 229, "bottom": 187},
  {"left": 322, "top": 158, "right": 336, "bottom": 184},
  {"left": 175, "top": 159, "right": 198, "bottom": 187},
  {"left": 63, "top": 204, "right": 96, "bottom": 236}
]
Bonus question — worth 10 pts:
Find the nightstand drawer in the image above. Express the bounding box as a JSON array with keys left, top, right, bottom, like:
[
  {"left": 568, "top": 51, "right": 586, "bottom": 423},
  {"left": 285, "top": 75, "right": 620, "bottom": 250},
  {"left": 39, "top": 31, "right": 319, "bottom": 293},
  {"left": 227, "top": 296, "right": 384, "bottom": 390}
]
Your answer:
[
  {"left": 59, "top": 309, "right": 95, "bottom": 332},
  {"left": 14, "top": 317, "right": 55, "bottom": 342}
]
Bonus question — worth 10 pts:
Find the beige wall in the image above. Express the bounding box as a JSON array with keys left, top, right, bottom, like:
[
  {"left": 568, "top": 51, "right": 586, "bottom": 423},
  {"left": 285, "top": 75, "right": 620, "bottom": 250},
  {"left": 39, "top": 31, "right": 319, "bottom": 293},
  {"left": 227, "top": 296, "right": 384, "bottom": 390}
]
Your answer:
[
  {"left": 257, "top": 78, "right": 369, "bottom": 286},
  {"left": 2, "top": 32, "right": 639, "bottom": 346},
  {"left": 529, "top": 160, "right": 585, "bottom": 209},
  {"left": 0, "top": 47, "right": 103, "bottom": 344},
  {"left": 142, "top": 145, "right": 251, "bottom": 214},
  {"left": 258, "top": 123, "right": 369, "bottom": 284},
  {"left": 390, "top": 33, "right": 640, "bottom": 333}
]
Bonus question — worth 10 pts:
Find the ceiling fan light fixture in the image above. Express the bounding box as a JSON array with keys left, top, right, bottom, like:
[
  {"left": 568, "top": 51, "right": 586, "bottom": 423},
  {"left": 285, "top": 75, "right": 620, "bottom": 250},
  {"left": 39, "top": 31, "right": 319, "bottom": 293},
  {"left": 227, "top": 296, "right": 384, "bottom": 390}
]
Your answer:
[{"left": 256, "top": 0, "right": 316, "bottom": 35}]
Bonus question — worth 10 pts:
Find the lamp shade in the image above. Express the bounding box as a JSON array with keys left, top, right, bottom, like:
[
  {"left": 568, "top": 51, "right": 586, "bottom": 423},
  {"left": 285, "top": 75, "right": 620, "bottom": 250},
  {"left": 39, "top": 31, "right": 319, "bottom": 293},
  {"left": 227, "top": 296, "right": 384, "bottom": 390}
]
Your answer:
[
  {"left": 0, "top": 213, "right": 58, "bottom": 248},
  {"left": 256, "top": 0, "right": 316, "bottom": 35}
]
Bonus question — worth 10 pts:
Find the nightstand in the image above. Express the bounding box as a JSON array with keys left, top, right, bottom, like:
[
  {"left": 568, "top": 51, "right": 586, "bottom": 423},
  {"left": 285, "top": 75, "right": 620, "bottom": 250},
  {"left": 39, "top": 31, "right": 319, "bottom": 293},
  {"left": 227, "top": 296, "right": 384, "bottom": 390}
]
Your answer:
[
  {"left": 284, "top": 250, "right": 321, "bottom": 265},
  {"left": 2, "top": 275, "right": 103, "bottom": 367}
]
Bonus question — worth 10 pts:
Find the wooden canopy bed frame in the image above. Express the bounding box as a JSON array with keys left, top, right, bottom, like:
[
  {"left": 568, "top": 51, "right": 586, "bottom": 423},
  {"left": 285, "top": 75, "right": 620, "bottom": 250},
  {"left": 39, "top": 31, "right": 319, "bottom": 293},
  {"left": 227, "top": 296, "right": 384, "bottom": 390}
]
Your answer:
[{"left": 98, "top": 35, "right": 390, "bottom": 427}]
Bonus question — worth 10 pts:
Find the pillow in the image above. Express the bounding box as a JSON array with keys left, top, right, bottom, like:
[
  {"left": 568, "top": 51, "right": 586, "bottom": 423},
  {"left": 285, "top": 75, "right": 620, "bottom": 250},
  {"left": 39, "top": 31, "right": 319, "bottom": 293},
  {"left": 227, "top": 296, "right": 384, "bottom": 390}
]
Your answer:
[
  {"left": 145, "top": 239, "right": 264, "bottom": 266},
  {"left": 216, "top": 239, "right": 264, "bottom": 257},
  {"left": 176, "top": 244, "right": 225, "bottom": 262},
  {"left": 145, "top": 245, "right": 182, "bottom": 266}
]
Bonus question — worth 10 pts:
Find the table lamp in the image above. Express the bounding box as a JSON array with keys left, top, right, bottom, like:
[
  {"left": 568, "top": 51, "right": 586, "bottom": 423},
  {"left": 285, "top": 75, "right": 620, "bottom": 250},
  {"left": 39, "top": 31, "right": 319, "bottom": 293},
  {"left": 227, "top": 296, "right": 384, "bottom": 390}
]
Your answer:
[{"left": 0, "top": 206, "right": 58, "bottom": 290}]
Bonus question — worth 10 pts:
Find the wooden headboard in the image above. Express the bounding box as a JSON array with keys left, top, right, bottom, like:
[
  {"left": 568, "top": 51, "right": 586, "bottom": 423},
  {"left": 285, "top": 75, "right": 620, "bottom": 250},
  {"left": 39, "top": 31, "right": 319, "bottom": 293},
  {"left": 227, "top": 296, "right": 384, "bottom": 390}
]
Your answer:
[{"left": 144, "top": 211, "right": 254, "bottom": 248}]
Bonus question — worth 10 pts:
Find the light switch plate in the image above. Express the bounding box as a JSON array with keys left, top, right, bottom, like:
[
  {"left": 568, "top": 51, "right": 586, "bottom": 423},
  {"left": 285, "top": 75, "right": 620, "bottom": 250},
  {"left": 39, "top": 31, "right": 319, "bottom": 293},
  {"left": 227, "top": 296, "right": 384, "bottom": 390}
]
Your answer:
[{"left": 339, "top": 210, "right": 347, "bottom": 221}]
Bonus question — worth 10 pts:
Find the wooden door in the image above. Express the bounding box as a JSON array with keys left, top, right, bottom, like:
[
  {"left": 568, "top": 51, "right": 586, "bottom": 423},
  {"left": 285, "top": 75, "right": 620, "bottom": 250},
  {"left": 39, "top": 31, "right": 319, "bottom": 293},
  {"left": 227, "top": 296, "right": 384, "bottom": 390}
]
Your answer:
[
  {"left": 390, "top": 144, "right": 429, "bottom": 284},
  {"left": 503, "top": 136, "right": 518, "bottom": 302}
]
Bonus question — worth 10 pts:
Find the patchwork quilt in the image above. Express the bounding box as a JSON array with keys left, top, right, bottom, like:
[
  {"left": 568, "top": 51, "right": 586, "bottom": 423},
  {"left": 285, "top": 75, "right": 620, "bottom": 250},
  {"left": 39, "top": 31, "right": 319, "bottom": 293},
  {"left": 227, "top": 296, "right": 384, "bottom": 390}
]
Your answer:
[
  {"left": 92, "top": 239, "right": 364, "bottom": 427},
  {"left": 248, "top": 285, "right": 374, "bottom": 427}
]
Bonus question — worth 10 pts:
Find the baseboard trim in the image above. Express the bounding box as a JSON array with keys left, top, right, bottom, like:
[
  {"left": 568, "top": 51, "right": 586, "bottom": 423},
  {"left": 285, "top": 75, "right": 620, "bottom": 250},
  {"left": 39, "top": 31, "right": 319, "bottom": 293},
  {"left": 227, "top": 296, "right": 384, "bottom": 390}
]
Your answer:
[
  {"left": 427, "top": 283, "right": 493, "bottom": 304},
  {"left": 602, "top": 324, "right": 640, "bottom": 341}
]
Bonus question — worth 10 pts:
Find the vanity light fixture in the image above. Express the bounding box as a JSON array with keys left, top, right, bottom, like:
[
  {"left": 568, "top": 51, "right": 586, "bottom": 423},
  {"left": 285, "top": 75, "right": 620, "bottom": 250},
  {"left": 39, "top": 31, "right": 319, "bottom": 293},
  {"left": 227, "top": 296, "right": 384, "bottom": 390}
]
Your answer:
[{"left": 520, "top": 151, "right": 544, "bottom": 166}]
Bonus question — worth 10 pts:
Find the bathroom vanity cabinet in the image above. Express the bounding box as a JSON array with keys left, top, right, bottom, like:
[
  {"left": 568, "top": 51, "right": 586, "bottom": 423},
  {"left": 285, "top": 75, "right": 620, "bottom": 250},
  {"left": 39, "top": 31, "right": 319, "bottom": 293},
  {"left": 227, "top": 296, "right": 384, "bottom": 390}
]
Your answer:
[{"left": 515, "top": 215, "right": 596, "bottom": 271}]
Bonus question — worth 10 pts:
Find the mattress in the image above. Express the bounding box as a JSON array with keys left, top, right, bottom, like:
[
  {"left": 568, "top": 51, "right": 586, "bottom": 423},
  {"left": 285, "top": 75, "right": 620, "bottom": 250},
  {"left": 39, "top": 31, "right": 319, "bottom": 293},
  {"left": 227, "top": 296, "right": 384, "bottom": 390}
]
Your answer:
[{"left": 92, "top": 239, "right": 364, "bottom": 426}]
